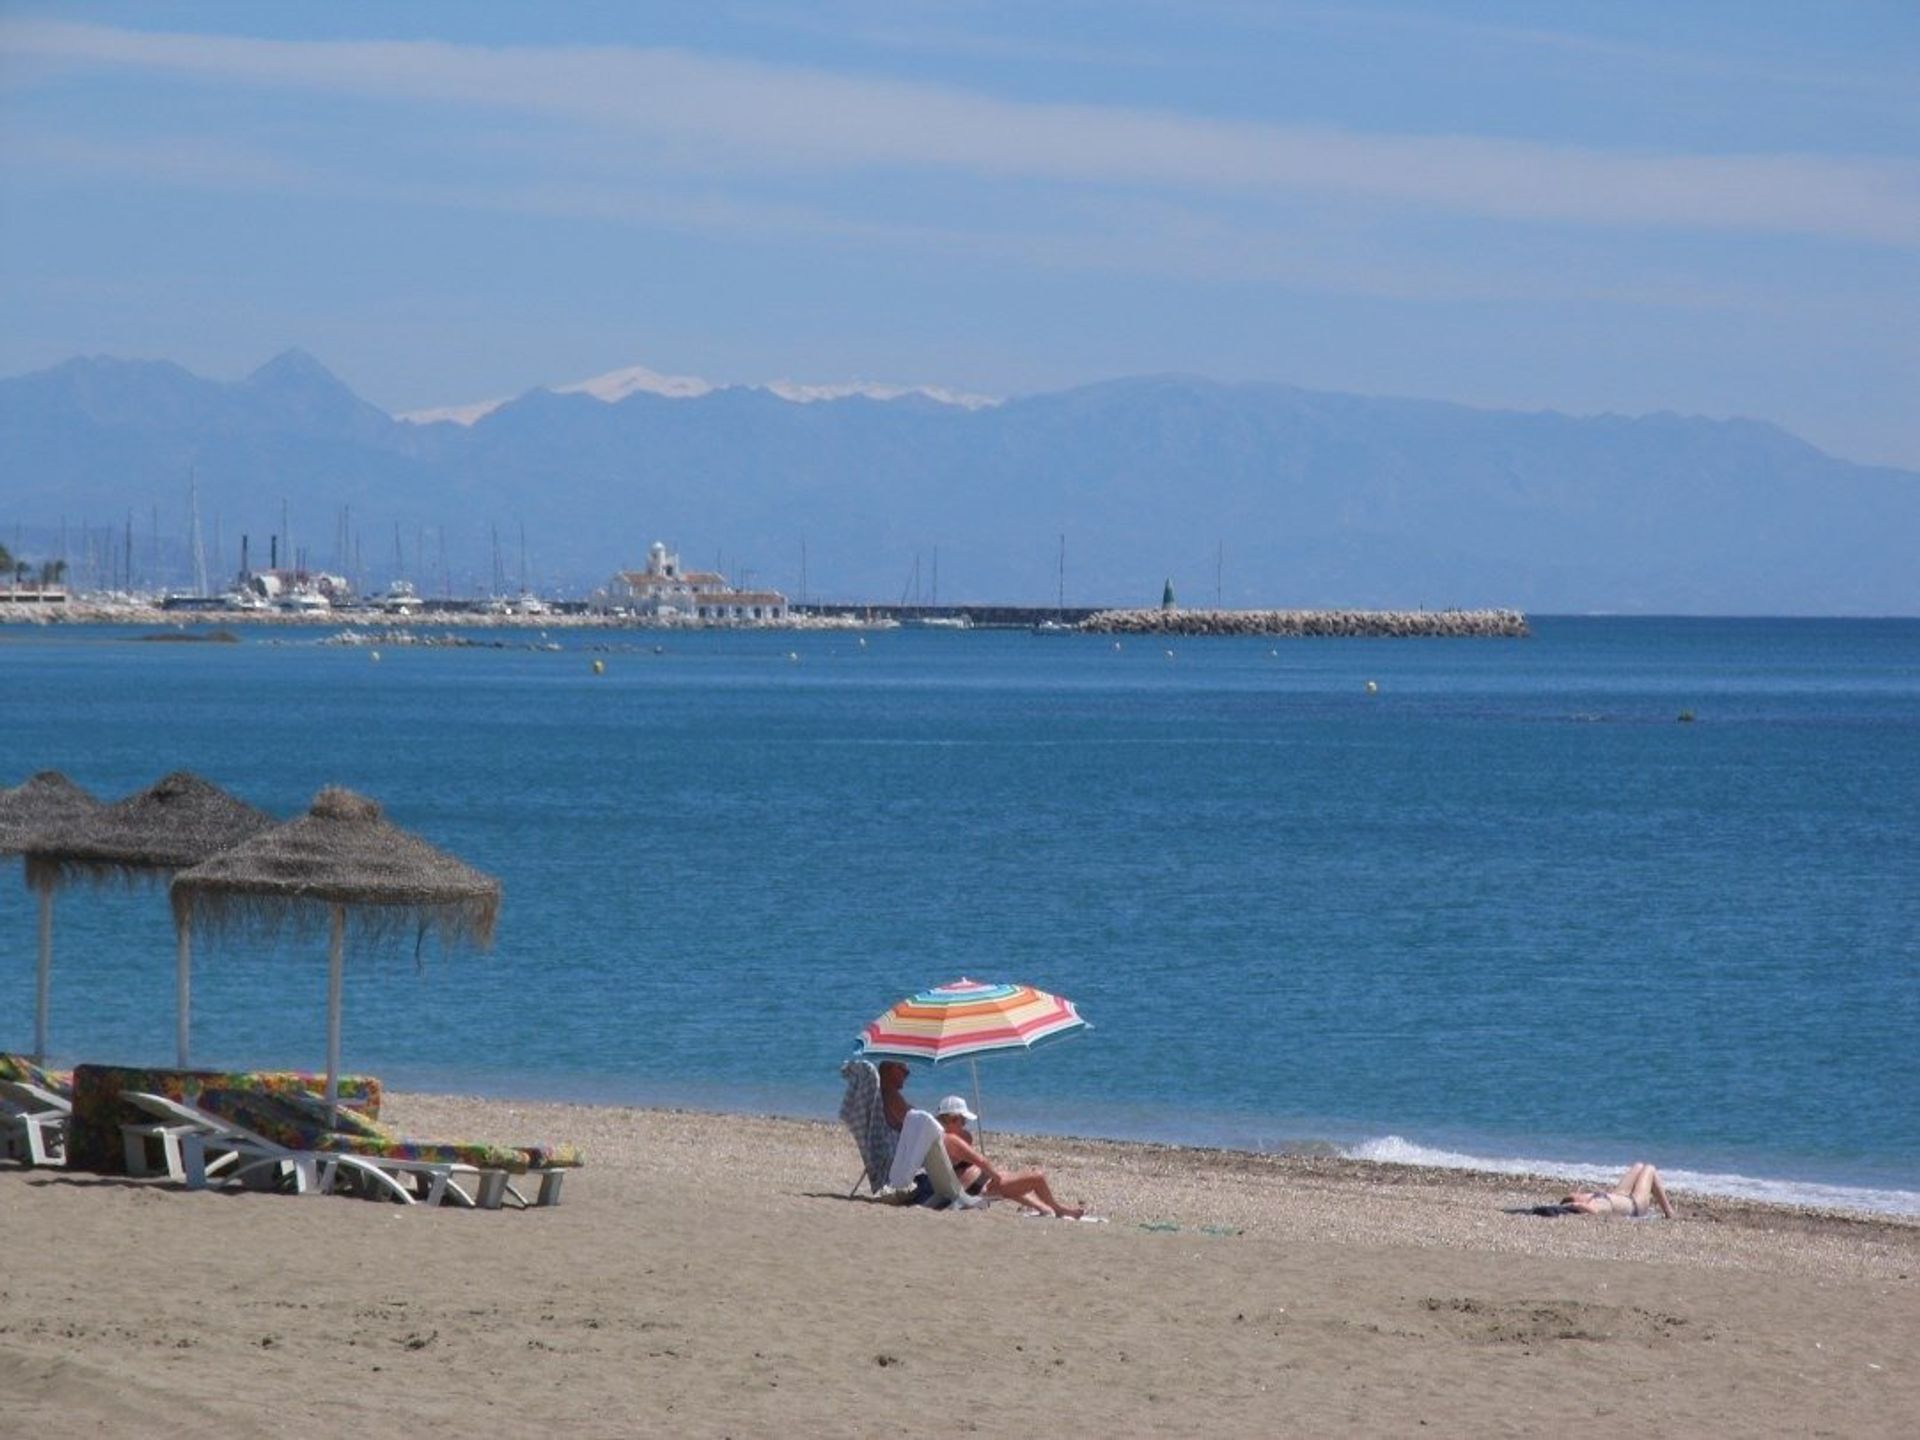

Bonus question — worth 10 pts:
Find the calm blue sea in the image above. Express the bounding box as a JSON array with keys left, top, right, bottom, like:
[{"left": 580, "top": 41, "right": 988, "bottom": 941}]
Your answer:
[{"left": 4, "top": 617, "right": 1917, "bottom": 1213}]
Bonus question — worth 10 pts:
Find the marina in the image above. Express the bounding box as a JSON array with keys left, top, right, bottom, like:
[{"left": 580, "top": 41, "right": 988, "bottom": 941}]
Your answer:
[{"left": 10, "top": 592, "right": 1532, "bottom": 636}]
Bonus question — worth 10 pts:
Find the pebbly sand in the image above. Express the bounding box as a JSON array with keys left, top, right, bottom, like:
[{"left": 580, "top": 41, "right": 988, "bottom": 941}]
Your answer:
[{"left": 3, "top": 1093, "right": 1915, "bottom": 1437}]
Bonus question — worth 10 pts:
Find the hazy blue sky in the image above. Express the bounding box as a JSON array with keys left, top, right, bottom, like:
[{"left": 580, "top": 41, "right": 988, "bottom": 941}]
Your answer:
[{"left": 3, "top": 2, "right": 1916, "bottom": 465}]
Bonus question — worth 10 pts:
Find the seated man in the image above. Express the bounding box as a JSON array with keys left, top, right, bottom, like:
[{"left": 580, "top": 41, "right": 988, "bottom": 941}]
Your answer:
[
  {"left": 878, "top": 1059, "right": 913, "bottom": 1133},
  {"left": 934, "top": 1094, "right": 1084, "bottom": 1219}
]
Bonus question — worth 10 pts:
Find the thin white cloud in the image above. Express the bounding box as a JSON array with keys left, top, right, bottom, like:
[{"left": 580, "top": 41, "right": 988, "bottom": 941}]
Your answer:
[
  {"left": 0, "top": 117, "right": 1869, "bottom": 318},
  {"left": 5, "top": 18, "right": 1918, "bottom": 246},
  {"left": 429, "top": 175, "right": 1786, "bottom": 314},
  {"left": 1264, "top": 1, "right": 1920, "bottom": 110},
  {"left": 729, "top": 4, "right": 1170, "bottom": 69},
  {"left": 3, "top": 130, "right": 310, "bottom": 190}
]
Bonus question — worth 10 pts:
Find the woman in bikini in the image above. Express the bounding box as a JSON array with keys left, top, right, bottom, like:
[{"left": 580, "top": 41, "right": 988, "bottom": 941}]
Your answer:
[
  {"left": 1556, "top": 1161, "right": 1677, "bottom": 1218},
  {"left": 934, "top": 1095, "right": 1086, "bottom": 1219}
]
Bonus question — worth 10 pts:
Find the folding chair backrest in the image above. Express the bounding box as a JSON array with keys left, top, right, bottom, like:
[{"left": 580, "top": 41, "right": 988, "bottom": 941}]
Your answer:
[{"left": 838, "top": 1058, "right": 898, "bottom": 1193}]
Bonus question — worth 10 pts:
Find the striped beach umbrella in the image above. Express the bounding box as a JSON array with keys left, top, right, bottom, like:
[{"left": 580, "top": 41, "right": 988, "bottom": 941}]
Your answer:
[{"left": 858, "top": 977, "right": 1090, "bottom": 1140}]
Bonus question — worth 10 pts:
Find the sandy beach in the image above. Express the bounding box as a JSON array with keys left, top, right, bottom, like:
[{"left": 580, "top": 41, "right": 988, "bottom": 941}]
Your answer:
[{"left": 3, "top": 1093, "right": 1914, "bottom": 1438}]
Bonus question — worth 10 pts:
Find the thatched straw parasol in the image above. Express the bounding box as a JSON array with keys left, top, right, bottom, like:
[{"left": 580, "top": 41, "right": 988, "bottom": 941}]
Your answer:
[
  {"left": 0, "top": 771, "right": 101, "bottom": 853},
  {"left": 23, "top": 770, "right": 275, "bottom": 1067},
  {"left": 170, "top": 787, "right": 500, "bottom": 1125},
  {"left": 0, "top": 772, "right": 104, "bottom": 1061}
]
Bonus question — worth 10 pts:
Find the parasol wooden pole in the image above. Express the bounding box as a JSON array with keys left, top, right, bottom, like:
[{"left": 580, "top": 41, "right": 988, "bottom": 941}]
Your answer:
[
  {"left": 176, "top": 910, "right": 192, "bottom": 1067},
  {"left": 34, "top": 890, "right": 52, "bottom": 1063},
  {"left": 326, "top": 903, "right": 344, "bottom": 1130}
]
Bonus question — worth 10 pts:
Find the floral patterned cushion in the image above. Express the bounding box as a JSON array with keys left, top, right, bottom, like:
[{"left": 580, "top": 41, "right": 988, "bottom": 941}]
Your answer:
[
  {"left": 511, "top": 1142, "right": 584, "bottom": 1169},
  {"left": 194, "top": 1088, "right": 333, "bottom": 1149},
  {"left": 0, "top": 1053, "right": 74, "bottom": 1098},
  {"left": 69, "top": 1064, "right": 381, "bottom": 1174},
  {"left": 272, "top": 1088, "right": 584, "bottom": 1172},
  {"left": 314, "top": 1132, "right": 533, "bottom": 1173}
]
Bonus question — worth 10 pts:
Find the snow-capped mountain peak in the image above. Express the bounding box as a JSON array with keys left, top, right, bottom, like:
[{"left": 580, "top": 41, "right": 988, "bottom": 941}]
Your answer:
[
  {"left": 557, "top": 363, "right": 715, "bottom": 404},
  {"left": 396, "top": 362, "right": 999, "bottom": 425},
  {"left": 760, "top": 377, "right": 1000, "bottom": 409}
]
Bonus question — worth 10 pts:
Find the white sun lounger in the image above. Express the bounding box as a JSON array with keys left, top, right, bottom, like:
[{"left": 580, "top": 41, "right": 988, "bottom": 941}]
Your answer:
[
  {"left": 0, "top": 1077, "right": 68, "bottom": 1167},
  {"left": 122, "top": 1097, "right": 251, "bottom": 1185},
  {"left": 120, "top": 1091, "right": 473, "bottom": 1206}
]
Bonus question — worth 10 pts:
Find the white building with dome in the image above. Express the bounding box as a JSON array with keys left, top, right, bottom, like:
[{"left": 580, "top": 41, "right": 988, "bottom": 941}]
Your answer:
[{"left": 597, "top": 542, "right": 788, "bottom": 622}]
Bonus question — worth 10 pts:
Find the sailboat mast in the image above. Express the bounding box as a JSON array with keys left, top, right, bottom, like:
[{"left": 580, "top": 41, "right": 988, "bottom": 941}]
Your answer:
[{"left": 188, "top": 468, "right": 208, "bottom": 596}]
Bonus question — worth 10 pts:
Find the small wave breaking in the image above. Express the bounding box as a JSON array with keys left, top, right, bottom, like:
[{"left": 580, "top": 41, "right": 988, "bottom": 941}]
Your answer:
[{"left": 1341, "top": 1135, "right": 1920, "bottom": 1218}]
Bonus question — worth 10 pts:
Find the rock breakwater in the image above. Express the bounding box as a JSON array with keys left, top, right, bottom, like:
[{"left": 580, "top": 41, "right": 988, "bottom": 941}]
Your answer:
[{"left": 1081, "top": 608, "right": 1529, "bottom": 638}]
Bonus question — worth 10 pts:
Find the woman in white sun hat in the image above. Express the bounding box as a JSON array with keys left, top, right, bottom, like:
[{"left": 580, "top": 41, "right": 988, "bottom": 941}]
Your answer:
[{"left": 934, "top": 1094, "right": 1085, "bottom": 1218}]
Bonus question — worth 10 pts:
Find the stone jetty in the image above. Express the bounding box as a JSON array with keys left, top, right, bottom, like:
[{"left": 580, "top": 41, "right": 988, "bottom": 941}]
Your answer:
[{"left": 1081, "top": 607, "right": 1529, "bottom": 638}]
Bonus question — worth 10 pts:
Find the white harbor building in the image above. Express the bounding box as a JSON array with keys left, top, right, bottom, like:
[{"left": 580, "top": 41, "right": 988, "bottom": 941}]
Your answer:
[{"left": 597, "top": 542, "right": 788, "bottom": 622}]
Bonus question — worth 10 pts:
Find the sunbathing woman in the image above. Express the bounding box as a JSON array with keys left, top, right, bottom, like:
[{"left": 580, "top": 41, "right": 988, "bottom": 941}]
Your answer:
[
  {"left": 1552, "top": 1162, "right": 1677, "bottom": 1218},
  {"left": 934, "top": 1095, "right": 1085, "bottom": 1219}
]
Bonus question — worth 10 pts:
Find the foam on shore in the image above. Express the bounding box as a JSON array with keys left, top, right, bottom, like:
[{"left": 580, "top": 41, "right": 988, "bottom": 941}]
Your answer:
[{"left": 1343, "top": 1134, "right": 1920, "bottom": 1217}]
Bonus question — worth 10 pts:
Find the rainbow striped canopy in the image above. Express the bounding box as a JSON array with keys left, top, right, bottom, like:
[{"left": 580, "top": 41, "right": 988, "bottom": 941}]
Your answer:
[{"left": 858, "top": 977, "right": 1090, "bottom": 1066}]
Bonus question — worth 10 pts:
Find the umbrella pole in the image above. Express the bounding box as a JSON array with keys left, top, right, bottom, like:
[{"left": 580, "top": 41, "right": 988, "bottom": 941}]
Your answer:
[
  {"left": 176, "top": 911, "right": 192, "bottom": 1068},
  {"left": 969, "top": 1056, "right": 985, "bottom": 1152},
  {"left": 326, "top": 904, "right": 344, "bottom": 1130},
  {"left": 33, "top": 890, "right": 52, "bottom": 1064}
]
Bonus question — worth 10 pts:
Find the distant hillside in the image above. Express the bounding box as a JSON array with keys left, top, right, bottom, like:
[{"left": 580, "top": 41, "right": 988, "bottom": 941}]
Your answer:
[{"left": 3, "top": 351, "right": 1916, "bottom": 613}]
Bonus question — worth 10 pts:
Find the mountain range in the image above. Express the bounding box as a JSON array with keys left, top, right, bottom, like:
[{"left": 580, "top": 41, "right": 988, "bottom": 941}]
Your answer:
[{"left": 3, "top": 349, "right": 1916, "bottom": 613}]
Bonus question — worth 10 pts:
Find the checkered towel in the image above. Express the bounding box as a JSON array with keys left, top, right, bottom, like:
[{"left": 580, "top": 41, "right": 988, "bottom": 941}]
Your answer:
[{"left": 838, "top": 1058, "right": 898, "bottom": 1193}]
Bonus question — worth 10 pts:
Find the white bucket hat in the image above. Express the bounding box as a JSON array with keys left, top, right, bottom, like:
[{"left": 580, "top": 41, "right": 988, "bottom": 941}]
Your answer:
[{"left": 935, "top": 1094, "right": 977, "bottom": 1122}]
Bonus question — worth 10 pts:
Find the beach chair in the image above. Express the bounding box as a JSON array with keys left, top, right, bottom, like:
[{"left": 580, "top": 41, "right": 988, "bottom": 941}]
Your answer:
[
  {"left": 0, "top": 1077, "right": 69, "bottom": 1166},
  {"left": 839, "top": 1058, "right": 898, "bottom": 1195},
  {"left": 119, "top": 1090, "right": 243, "bottom": 1184},
  {"left": 68, "top": 1063, "right": 385, "bottom": 1175},
  {"left": 837, "top": 1059, "right": 981, "bottom": 1210},
  {"left": 121, "top": 1090, "right": 323, "bottom": 1193},
  {"left": 269, "top": 1089, "right": 581, "bottom": 1210},
  {"left": 120, "top": 1091, "right": 451, "bottom": 1205}
]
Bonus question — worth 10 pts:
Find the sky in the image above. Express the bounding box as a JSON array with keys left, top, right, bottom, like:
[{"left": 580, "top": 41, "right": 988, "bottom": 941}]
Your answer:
[{"left": 2, "top": 1, "right": 1917, "bottom": 467}]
